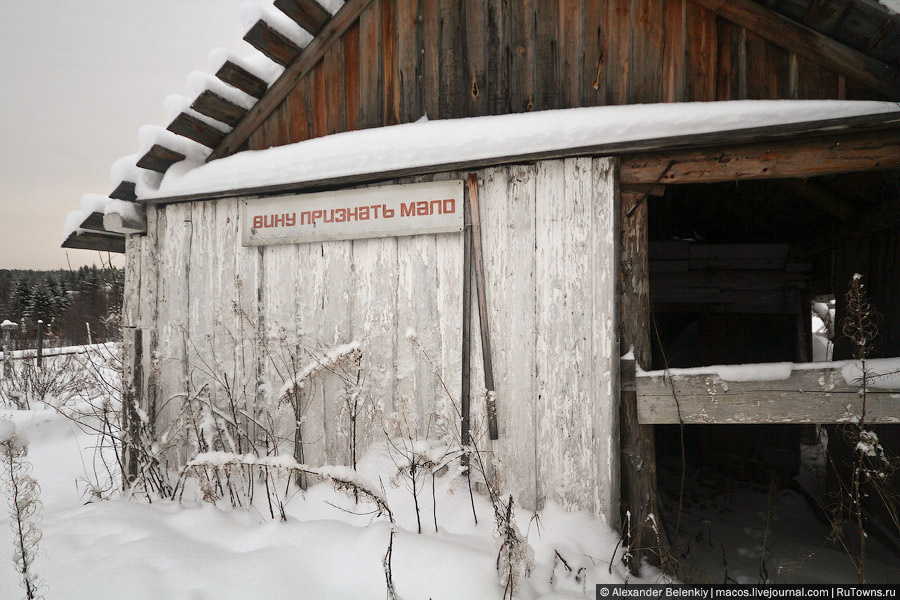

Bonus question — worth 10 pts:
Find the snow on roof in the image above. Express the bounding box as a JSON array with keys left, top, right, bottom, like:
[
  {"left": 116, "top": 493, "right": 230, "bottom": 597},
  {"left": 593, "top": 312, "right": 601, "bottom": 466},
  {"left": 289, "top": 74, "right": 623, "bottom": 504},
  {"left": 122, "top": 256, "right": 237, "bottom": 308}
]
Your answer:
[
  {"left": 62, "top": 193, "right": 142, "bottom": 242},
  {"left": 144, "top": 100, "right": 900, "bottom": 201}
]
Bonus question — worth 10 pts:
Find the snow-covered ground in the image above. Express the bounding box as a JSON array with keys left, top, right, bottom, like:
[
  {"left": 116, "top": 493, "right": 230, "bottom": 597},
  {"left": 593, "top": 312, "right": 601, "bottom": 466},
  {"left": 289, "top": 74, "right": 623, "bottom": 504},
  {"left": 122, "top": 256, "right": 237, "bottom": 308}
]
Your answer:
[{"left": 0, "top": 351, "right": 640, "bottom": 599}]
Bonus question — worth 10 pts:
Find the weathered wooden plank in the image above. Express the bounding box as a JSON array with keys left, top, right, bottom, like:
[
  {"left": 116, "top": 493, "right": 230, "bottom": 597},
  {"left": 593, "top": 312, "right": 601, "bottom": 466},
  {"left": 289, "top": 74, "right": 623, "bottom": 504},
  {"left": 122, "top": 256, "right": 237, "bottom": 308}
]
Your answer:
[
  {"left": 191, "top": 90, "right": 247, "bottom": 128},
  {"left": 156, "top": 203, "right": 191, "bottom": 459},
  {"left": 591, "top": 157, "right": 619, "bottom": 524},
  {"left": 167, "top": 112, "right": 226, "bottom": 149},
  {"left": 349, "top": 233, "right": 399, "bottom": 450},
  {"left": 684, "top": 1, "right": 717, "bottom": 101},
  {"left": 606, "top": 0, "right": 631, "bottom": 104},
  {"left": 485, "top": 0, "right": 508, "bottom": 114},
  {"left": 630, "top": 0, "right": 665, "bottom": 103},
  {"left": 715, "top": 17, "right": 743, "bottom": 100},
  {"left": 620, "top": 129, "right": 900, "bottom": 184},
  {"left": 662, "top": 0, "right": 686, "bottom": 103},
  {"left": 691, "top": 0, "right": 900, "bottom": 99},
  {"left": 791, "top": 54, "right": 841, "bottom": 100},
  {"left": 482, "top": 165, "right": 537, "bottom": 508},
  {"left": 80, "top": 211, "right": 106, "bottom": 232},
  {"left": 619, "top": 188, "right": 662, "bottom": 571},
  {"left": 319, "top": 239, "right": 354, "bottom": 465},
  {"left": 343, "top": 22, "right": 361, "bottom": 132},
  {"left": 110, "top": 180, "right": 138, "bottom": 202},
  {"left": 210, "top": 0, "right": 374, "bottom": 160},
  {"left": 419, "top": 0, "right": 439, "bottom": 120},
  {"left": 312, "top": 61, "right": 327, "bottom": 137},
  {"left": 535, "top": 158, "right": 595, "bottom": 512},
  {"left": 636, "top": 363, "right": 900, "bottom": 424},
  {"left": 243, "top": 19, "right": 302, "bottom": 67},
  {"left": 285, "top": 79, "right": 311, "bottom": 141},
  {"left": 215, "top": 60, "right": 268, "bottom": 100},
  {"left": 382, "top": 0, "right": 399, "bottom": 125},
  {"left": 508, "top": 0, "right": 535, "bottom": 112},
  {"left": 533, "top": 0, "right": 557, "bottom": 110},
  {"left": 438, "top": 0, "right": 466, "bottom": 119},
  {"left": 582, "top": 0, "right": 607, "bottom": 106},
  {"left": 557, "top": 0, "right": 583, "bottom": 108},
  {"left": 397, "top": 0, "right": 422, "bottom": 123},
  {"left": 359, "top": 0, "right": 383, "bottom": 129},
  {"left": 136, "top": 144, "right": 185, "bottom": 174},
  {"left": 324, "top": 41, "right": 346, "bottom": 135},
  {"left": 123, "top": 235, "right": 142, "bottom": 328},
  {"left": 274, "top": 0, "right": 332, "bottom": 35},
  {"left": 465, "top": 0, "right": 488, "bottom": 116},
  {"left": 138, "top": 206, "right": 160, "bottom": 425}
]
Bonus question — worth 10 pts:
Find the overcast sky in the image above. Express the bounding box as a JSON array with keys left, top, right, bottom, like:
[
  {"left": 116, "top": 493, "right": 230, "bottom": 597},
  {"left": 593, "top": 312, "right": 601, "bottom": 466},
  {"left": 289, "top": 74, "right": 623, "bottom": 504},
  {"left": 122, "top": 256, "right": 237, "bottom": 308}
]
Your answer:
[{"left": 0, "top": 0, "right": 253, "bottom": 270}]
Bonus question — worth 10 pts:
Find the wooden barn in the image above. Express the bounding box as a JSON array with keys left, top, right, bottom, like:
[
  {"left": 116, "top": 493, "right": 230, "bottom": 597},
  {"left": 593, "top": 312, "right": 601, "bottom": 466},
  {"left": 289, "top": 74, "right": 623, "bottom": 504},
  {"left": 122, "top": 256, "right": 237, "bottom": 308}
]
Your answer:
[{"left": 63, "top": 0, "right": 900, "bottom": 573}]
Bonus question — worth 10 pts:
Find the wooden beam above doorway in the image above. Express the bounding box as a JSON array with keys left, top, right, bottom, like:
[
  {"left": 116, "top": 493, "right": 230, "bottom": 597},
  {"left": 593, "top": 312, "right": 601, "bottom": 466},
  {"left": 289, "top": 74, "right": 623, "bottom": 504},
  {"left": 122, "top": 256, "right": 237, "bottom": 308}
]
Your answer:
[{"left": 620, "top": 129, "right": 900, "bottom": 185}]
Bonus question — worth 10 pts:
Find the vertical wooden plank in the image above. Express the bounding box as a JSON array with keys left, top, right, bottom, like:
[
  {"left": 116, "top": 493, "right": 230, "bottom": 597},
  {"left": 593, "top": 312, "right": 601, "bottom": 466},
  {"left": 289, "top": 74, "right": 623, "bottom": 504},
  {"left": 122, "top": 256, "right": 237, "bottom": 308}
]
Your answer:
[
  {"left": 359, "top": 0, "right": 384, "bottom": 129},
  {"left": 606, "top": 0, "right": 631, "bottom": 105},
  {"left": 350, "top": 235, "right": 399, "bottom": 451},
  {"left": 715, "top": 18, "right": 742, "bottom": 100},
  {"left": 534, "top": 0, "right": 558, "bottom": 110},
  {"left": 508, "top": 0, "right": 535, "bottom": 112},
  {"left": 422, "top": 0, "right": 441, "bottom": 119},
  {"left": 662, "top": 0, "right": 686, "bottom": 102},
  {"left": 434, "top": 226, "right": 464, "bottom": 445},
  {"left": 139, "top": 206, "right": 160, "bottom": 423},
  {"left": 123, "top": 235, "right": 142, "bottom": 329},
  {"left": 398, "top": 0, "right": 423, "bottom": 123},
  {"left": 187, "top": 201, "right": 219, "bottom": 425},
  {"left": 558, "top": 0, "right": 583, "bottom": 108},
  {"left": 793, "top": 54, "right": 841, "bottom": 99},
  {"left": 320, "top": 240, "right": 355, "bottom": 466},
  {"left": 630, "top": 0, "right": 665, "bottom": 103},
  {"left": 294, "top": 240, "right": 327, "bottom": 467},
  {"left": 157, "top": 203, "right": 191, "bottom": 457},
  {"left": 486, "top": 0, "right": 509, "bottom": 114},
  {"left": 324, "top": 42, "right": 346, "bottom": 136},
  {"left": 343, "top": 22, "right": 361, "bottom": 133},
  {"left": 382, "top": 0, "right": 400, "bottom": 125},
  {"left": 582, "top": 0, "right": 607, "bottom": 106},
  {"left": 534, "top": 158, "right": 595, "bottom": 512},
  {"left": 619, "top": 188, "right": 662, "bottom": 571},
  {"left": 439, "top": 0, "right": 468, "bottom": 119},
  {"left": 684, "top": 2, "right": 717, "bottom": 101},
  {"left": 312, "top": 62, "right": 327, "bottom": 138},
  {"left": 480, "top": 165, "right": 538, "bottom": 509},
  {"left": 745, "top": 35, "right": 790, "bottom": 99},
  {"left": 591, "top": 157, "right": 619, "bottom": 525},
  {"left": 286, "top": 83, "right": 311, "bottom": 142},
  {"left": 466, "top": 0, "right": 488, "bottom": 116}
]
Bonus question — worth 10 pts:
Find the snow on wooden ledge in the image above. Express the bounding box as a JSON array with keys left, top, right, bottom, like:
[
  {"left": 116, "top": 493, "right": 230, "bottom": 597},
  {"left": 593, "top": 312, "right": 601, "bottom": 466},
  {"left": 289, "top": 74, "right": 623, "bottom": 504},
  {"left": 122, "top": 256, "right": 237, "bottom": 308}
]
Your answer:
[{"left": 635, "top": 357, "right": 900, "bottom": 424}]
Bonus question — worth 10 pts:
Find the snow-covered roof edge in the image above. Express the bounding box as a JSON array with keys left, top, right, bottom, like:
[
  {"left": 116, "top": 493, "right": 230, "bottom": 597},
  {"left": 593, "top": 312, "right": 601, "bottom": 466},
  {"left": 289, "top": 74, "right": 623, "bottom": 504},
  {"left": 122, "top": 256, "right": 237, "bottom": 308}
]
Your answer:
[{"left": 142, "top": 100, "right": 900, "bottom": 204}]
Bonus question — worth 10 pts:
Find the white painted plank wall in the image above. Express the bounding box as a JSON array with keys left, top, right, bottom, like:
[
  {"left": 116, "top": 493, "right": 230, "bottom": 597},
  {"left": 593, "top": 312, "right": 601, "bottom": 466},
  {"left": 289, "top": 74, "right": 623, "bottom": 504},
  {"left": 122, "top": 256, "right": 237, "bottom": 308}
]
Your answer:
[{"left": 130, "top": 161, "right": 619, "bottom": 522}]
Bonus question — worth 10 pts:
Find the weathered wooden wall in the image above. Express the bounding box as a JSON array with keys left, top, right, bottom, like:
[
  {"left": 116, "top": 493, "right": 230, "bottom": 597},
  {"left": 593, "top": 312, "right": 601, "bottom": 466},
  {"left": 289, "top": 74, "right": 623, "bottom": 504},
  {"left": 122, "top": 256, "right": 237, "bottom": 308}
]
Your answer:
[
  {"left": 244, "top": 0, "right": 882, "bottom": 152},
  {"left": 122, "top": 156, "right": 620, "bottom": 521}
]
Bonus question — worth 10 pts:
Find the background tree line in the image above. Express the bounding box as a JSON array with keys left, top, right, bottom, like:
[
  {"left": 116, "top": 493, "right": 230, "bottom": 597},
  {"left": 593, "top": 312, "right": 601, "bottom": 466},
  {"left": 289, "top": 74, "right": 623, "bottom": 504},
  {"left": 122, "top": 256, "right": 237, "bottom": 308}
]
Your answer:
[{"left": 0, "top": 266, "right": 123, "bottom": 349}]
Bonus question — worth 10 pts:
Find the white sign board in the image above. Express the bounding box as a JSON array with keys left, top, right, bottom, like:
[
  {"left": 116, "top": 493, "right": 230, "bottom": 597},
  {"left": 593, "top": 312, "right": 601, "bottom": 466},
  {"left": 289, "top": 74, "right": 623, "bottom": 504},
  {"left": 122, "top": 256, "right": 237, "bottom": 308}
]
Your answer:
[{"left": 242, "top": 180, "right": 464, "bottom": 246}]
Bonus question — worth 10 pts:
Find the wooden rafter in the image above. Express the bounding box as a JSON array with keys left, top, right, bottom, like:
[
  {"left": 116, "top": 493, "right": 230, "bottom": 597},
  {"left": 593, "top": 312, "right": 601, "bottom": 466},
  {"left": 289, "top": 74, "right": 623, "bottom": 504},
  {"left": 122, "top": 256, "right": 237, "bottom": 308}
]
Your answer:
[
  {"left": 689, "top": 0, "right": 900, "bottom": 99},
  {"left": 784, "top": 179, "right": 857, "bottom": 221},
  {"left": 215, "top": 61, "right": 268, "bottom": 99},
  {"left": 274, "top": 0, "right": 331, "bottom": 35},
  {"left": 191, "top": 90, "right": 247, "bottom": 128},
  {"left": 80, "top": 211, "right": 106, "bottom": 232},
  {"left": 208, "top": 0, "right": 374, "bottom": 161},
  {"left": 62, "top": 231, "right": 125, "bottom": 254},
  {"left": 110, "top": 181, "right": 137, "bottom": 202},
  {"left": 166, "top": 113, "right": 227, "bottom": 149},
  {"left": 136, "top": 145, "right": 186, "bottom": 174},
  {"left": 243, "top": 19, "right": 301, "bottom": 67},
  {"left": 802, "top": 0, "right": 852, "bottom": 36}
]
